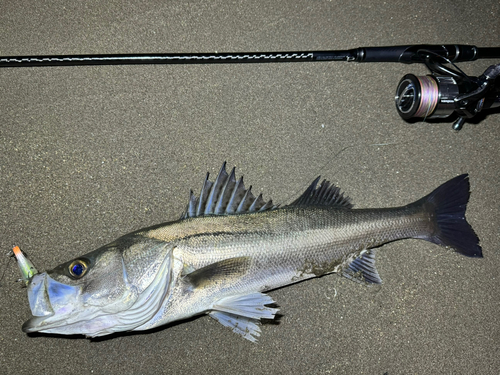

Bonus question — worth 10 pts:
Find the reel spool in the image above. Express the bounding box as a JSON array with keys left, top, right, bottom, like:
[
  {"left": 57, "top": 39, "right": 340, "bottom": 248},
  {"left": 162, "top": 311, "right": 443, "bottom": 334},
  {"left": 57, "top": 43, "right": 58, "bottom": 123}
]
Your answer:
[{"left": 395, "top": 74, "right": 459, "bottom": 120}]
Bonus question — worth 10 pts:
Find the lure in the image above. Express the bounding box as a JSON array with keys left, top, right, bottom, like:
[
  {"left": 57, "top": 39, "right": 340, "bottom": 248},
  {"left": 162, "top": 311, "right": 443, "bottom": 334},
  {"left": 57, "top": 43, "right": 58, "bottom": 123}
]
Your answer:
[{"left": 13, "top": 246, "right": 38, "bottom": 285}]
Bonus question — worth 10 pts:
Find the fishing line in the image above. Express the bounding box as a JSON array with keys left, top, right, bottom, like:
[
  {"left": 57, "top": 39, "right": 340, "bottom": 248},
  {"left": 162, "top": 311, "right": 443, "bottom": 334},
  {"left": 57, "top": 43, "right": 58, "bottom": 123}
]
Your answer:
[
  {"left": 281, "top": 138, "right": 418, "bottom": 205},
  {"left": 0, "top": 251, "right": 14, "bottom": 287},
  {"left": 414, "top": 76, "right": 439, "bottom": 120}
]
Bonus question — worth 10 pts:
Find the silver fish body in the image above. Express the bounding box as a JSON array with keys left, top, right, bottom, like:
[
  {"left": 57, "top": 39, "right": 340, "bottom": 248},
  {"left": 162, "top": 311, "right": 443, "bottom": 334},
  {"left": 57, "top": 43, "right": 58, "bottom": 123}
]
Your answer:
[{"left": 19, "top": 164, "right": 482, "bottom": 341}]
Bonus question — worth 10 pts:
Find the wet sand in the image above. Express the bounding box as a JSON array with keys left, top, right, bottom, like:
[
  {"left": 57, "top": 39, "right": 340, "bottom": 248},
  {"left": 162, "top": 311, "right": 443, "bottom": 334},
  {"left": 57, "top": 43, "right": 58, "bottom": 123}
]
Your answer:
[{"left": 1, "top": 1, "right": 499, "bottom": 374}]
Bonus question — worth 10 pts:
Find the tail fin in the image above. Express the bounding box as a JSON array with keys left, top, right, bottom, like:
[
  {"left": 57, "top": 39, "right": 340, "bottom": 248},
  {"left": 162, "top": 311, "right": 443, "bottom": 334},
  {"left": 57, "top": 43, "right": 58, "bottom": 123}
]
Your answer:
[{"left": 418, "top": 174, "right": 482, "bottom": 257}]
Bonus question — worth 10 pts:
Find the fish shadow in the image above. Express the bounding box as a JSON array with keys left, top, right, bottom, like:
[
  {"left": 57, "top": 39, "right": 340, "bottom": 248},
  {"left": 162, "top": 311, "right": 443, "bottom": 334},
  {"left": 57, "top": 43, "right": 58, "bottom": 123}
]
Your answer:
[
  {"left": 25, "top": 316, "right": 203, "bottom": 341},
  {"left": 26, "top": 311, "right": 283, "bottom": 342}
]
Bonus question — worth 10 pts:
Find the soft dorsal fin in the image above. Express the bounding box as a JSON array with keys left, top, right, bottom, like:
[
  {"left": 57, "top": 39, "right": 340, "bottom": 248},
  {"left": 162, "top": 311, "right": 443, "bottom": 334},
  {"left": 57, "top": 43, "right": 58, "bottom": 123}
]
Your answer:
[
  {"left": 288, "top": 176, "right": 353, "bottom": 209},
  {"left": 180, "top": 162, "right": 277, "bottom": 219}
]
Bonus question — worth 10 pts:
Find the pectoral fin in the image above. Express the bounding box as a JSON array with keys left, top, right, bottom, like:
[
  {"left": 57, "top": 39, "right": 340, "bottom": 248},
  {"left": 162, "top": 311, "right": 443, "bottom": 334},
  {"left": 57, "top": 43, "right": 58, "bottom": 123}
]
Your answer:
[
  {"left": 184, "top": 257, "right": 252, "bottom": 288},
  {"left": 209, "top": 293, "right": 279, "bottom": 342},
  {"left": 212, "top": 292, "right": 278, "bottom": 320},
  {"left": 184, "top": 258, "right": 279, "bottom": 341}
]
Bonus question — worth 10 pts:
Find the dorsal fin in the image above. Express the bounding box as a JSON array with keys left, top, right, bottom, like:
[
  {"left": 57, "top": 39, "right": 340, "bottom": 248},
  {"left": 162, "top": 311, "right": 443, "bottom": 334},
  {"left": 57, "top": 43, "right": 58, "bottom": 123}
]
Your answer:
[
  {"left": 288, "top": 176, "right": 353, "bottom": 209},
  {"left": 180, "top": 162, "right": 277, "bottom": 219}
]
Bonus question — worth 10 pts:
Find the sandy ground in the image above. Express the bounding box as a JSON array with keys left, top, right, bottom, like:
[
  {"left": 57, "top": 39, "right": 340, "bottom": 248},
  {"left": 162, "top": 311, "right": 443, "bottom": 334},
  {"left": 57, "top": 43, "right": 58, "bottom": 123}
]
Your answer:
[{"left": 1, "top": 1, "right": 499, "bottom": 374}]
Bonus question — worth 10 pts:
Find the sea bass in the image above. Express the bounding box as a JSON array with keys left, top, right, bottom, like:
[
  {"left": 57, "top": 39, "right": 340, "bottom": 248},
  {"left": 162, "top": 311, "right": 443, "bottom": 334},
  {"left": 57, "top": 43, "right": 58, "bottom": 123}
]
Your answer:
[{"left": 16, "top": 163, "right": 482, "bottom": 341}]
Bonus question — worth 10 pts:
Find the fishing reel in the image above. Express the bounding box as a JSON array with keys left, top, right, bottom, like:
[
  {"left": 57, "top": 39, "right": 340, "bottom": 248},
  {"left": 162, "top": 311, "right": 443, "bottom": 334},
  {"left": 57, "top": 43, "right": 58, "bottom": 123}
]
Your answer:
[{"left": 395, "top": 51, "right": 500, "bottom": 130}]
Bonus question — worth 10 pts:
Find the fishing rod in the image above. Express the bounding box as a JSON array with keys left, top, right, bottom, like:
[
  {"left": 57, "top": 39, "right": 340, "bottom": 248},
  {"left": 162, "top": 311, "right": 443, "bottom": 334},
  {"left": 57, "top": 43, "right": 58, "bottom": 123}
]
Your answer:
[
  {"left": 1, "top": 44, "right": 499, "bottom": 67},
  {"left": 1, "top": 44, "right": 499, "bottom": 129}
]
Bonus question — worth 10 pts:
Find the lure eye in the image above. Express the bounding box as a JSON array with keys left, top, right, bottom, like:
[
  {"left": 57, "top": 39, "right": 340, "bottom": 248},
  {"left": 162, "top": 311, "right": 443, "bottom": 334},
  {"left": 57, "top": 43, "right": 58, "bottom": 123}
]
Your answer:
[{"left": 68, "top": 259, "right": 88, "bottom": 279}]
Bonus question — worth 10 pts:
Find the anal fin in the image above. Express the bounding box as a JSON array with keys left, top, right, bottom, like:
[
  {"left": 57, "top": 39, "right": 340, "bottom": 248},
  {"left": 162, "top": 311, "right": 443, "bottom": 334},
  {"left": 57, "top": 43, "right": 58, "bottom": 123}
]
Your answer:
[
  {"left": 209, "top": 292, "right": 279, "bottom": 342},
  {"left": 342, "top": 249, "right": 382, "bottom": 284}
]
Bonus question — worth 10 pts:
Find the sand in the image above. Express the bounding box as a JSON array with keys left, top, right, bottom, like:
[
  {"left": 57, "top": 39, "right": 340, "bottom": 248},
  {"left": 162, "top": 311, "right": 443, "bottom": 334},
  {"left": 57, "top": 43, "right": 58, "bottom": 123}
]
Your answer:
[{"left": 1, "top": 1, "right": 499, "bottom": 374}]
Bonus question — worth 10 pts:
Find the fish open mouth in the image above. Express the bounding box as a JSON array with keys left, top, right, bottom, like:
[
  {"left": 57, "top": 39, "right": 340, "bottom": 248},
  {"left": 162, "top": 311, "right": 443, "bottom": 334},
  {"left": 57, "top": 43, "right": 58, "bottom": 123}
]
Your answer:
[
  {"left": 22, "top": 272, "right": 76, "bottom": 333},
  {"left": 22, "top": 249, "right": 174, "bottom": 336},
  {"left": 22, "top": 272, "right": 122, "bottom": 335},
  {"left": 13, "top": 247, "right": 61, "bottom": 332},
  {"left": 25, "top": 274, "right": 55, "bottom": 318}
]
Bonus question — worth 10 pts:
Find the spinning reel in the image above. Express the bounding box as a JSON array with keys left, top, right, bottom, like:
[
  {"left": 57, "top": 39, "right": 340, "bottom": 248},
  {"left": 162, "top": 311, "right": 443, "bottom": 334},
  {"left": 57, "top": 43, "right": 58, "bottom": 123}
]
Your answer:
[{"left": 395, "top": 51, "right": 500, "bottom": 130}]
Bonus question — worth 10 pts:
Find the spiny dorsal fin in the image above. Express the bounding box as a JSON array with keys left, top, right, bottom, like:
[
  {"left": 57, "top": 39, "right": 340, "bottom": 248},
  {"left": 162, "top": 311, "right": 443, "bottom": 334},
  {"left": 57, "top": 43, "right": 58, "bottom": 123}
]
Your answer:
[
  {"left": 180, "top": 162, "right": 277, "bottom": 219},
  {"left": 288, "top": 176, "right": 353, "bottom": 209}
]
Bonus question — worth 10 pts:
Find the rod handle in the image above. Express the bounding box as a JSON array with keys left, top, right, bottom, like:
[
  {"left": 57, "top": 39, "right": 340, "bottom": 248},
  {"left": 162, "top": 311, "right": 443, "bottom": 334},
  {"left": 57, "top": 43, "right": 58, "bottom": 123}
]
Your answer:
[{"left": 358, "top": 44, "right": 483, "bottom": 64}]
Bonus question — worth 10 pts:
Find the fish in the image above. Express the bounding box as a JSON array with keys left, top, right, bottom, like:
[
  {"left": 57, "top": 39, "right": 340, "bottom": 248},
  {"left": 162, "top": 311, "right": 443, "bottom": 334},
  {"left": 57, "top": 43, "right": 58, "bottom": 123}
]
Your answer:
[{"left": 15, "top": 163, "right": 482, "bottom": 342}]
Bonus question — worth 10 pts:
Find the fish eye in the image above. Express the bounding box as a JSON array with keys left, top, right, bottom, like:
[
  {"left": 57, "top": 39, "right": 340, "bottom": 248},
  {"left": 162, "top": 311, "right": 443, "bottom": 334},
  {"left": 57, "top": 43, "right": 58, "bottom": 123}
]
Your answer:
[{"left": 68, "top": 259, "right": 88, "bottom": 279}]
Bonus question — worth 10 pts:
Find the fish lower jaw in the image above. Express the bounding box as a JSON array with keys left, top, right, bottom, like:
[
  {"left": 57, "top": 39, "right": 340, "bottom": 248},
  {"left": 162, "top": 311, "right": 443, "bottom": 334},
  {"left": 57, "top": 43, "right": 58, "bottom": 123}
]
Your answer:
[{"left": 22, "top": 313, "right": 120, "bottom": 336}]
